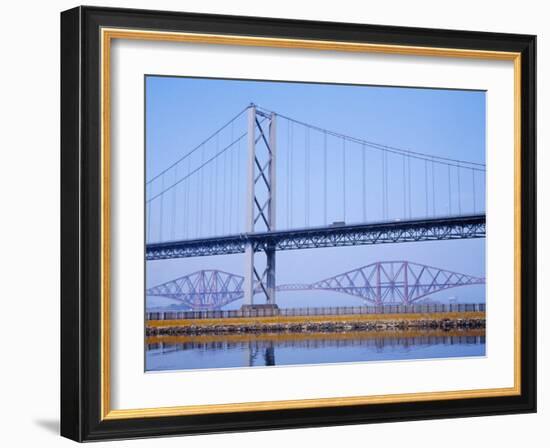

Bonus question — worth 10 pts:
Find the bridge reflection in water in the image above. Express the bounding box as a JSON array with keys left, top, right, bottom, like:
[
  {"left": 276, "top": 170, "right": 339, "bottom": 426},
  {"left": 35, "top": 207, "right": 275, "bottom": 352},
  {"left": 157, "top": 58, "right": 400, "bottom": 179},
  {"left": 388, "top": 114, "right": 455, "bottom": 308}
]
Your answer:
[{"left": 145, "top": 330, "right": 486, "bottom": 371}]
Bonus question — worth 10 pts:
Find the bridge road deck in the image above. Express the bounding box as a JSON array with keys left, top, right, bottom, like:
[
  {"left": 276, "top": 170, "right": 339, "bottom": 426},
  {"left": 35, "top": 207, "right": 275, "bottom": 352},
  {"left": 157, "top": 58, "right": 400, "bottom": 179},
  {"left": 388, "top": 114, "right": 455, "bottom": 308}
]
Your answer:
[{"left": 146, "top": 213, "right": 486, "bottom": 261}]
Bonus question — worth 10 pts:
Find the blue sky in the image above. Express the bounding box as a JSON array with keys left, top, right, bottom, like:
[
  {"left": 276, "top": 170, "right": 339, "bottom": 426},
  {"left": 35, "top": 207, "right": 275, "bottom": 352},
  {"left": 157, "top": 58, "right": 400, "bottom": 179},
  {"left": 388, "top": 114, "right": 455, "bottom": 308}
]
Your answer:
[{"left": 145, "top": 76, "right": 486, "bottom": 308}]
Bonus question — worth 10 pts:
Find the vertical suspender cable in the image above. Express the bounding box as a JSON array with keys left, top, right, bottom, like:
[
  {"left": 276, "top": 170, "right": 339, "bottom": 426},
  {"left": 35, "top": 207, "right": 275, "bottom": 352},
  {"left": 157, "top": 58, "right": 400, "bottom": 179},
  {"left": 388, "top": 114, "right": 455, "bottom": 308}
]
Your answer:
[
  {"left": 305, "top": 127, "right": 310, "bottom": 227},
  {"left": 343, "top": 138, "right": 346, "bottom": 221},
  {"left": 362, "top": 143, "right": 366, "bottom": 222},
  {"left": 188, "top": 160, "right": 193, "bottom": 238},
  {"left": 287, "top": 120, "right": 291, "bottom": 229},
  {"left": 432, "top": 159, "right": 436, "bottom": 217},
  {"left": 183, "top": 159, "right": 188, "bottom": 239},
  {"left": 196, "top": 150, "right": 202, "bottom": 237},
  {"left": 384, "top": 151, "right": 388, "bottom": 219},
  {"left": 222, "top": 146, "right": 227, "bottom": 234},
  {"left": 146, "top": 200, "right": 151, "bottom": 243},
  {"left": 202, "top": 145, "right": 207, "bottom": 236},
  {"left": 171, "top": 165, "right": 177, "bottom": 240},
  {"left": 209, "top": 152, "right": 213, "bottom": 236},
  {"left": 402, "top": 155, "right": 406, "bottom": 218},
  {"left": 236, "top": 138, "right": 241, "bottom": 233},
  {"left": 408, "top": 154, "right": 412, "bottom": 218},
  {"left": 159, "top": 174, "right": 164, "bottom": 241},
  {"left": 214, "top": 135, "right": 218, "bottom": 235},
  {"left": 472, "top": 168, "right": 477, "bottom": 213},
  {"left": 192, "top": 166, "right": 196, "bottom": 238},
  {"left": 424, "top": 159, "right": 429, "bottom": 217},
  {"left": 457, "top": 165, "right": 462, "bottom": 215},
  {"left": 448, "top": 164, "right": 452, "bottom": 215},
  {"left": 229, "top": 123, "right": 234, "bottom": 233},
  {"left": 380, "top": 151, "right": 386, "bottom": 219},
  {"left": 290, "top": 122, "right": 294, "bottom": 228},
  {"left": 324, "top": 132, "right": 328, "bottom": 226}
]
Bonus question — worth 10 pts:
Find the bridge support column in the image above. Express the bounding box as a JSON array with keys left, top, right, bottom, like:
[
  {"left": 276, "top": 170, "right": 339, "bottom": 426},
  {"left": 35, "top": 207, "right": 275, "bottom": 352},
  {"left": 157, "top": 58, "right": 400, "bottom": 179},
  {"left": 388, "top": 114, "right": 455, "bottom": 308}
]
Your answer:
[
  {"left": 244, "top": 243, "right": 255, "bottom": 305},
  {"left": 243, "top": 104, "right": 277, "bottom": 306},
  {"left": 266, "top": 245, "right": 276, "bottom": 304}
]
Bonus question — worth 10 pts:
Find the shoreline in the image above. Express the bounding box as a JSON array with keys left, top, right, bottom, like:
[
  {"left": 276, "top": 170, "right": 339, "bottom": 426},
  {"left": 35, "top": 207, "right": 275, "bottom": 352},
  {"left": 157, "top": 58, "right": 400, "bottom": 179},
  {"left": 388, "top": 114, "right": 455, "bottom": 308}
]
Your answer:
[{"left": 146, "top": 311, "right": 485, "bottom": 336}]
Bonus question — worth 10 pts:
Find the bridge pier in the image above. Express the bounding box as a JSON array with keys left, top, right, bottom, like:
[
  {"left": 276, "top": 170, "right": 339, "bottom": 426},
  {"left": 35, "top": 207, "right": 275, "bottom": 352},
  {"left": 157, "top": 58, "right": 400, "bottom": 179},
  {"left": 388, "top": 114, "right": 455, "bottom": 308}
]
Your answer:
[
  {"left": 266, "top": 244, "right": 276, "bottom": 304},
  {"left": 243, "top": 242, "right": 255, "bottom": 305}
]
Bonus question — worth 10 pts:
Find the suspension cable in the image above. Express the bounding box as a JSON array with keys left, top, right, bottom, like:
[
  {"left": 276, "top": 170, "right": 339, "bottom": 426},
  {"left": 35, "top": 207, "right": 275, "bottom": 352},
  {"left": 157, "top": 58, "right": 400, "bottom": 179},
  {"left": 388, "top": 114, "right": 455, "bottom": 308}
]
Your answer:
[
  {"left": 146, "top": 106, "right": 248, "bottom": 184},
  {"left": 256, "top": 105, "right": 485, "bottom": 170}
]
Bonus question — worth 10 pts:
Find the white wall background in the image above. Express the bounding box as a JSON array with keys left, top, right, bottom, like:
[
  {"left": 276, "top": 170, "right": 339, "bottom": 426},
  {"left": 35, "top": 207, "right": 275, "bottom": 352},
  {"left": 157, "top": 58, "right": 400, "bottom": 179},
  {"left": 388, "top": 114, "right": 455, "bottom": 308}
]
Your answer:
[{"left": 0, "top": 0, "right": 546, "bottom": 446}]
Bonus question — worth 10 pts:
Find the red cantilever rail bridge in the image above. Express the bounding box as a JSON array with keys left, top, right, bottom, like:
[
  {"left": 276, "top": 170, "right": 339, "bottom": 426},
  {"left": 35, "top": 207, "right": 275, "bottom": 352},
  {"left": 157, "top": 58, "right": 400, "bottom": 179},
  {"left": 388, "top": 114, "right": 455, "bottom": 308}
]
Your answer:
[{"left": 146, "top": 261, "right": 485, "bottom": 311}]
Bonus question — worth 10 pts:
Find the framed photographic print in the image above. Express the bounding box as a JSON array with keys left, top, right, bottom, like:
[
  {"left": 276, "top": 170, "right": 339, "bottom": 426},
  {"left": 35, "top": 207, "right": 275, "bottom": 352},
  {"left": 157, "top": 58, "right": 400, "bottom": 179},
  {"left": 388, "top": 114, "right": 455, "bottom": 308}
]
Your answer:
[{"left": 60, "top": 6, "right": 536, "bottom": 441}]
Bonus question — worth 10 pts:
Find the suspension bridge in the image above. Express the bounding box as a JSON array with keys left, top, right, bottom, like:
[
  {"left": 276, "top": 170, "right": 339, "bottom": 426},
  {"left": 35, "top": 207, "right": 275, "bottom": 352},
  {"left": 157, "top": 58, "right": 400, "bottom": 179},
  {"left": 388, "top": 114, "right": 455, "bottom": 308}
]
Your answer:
[{"left": 146, "top": 104, "right": 486, "bottom": 307}]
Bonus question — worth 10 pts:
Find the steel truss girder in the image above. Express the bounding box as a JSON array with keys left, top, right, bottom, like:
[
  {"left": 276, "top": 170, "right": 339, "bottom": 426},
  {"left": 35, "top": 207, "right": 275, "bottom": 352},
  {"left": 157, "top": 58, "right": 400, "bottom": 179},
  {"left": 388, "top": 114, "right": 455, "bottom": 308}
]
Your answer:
[
  {"left": 147, "top": 269, "right": 245, "bottom": 310},
  {"left": 147, "top": 260, "right": 485, "bottom": 310},
  {"left": 145, "top": 214, "right": 486, "bottom": 261},
  {"left": 311, "top": 260, "right": 485, "bottom": 305}
]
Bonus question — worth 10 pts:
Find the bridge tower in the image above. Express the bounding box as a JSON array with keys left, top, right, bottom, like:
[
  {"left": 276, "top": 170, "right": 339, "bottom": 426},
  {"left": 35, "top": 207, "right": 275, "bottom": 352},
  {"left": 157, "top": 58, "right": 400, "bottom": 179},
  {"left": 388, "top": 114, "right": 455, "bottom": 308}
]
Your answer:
[{"left": 243, "top": 104, "right": 277, "bottom": 305}]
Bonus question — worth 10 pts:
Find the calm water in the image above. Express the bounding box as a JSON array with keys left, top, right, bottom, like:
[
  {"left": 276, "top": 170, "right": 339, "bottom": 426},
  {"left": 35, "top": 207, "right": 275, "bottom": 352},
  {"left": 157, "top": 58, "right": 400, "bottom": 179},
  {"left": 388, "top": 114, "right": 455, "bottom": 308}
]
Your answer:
[{"left": 145, "top": 331, "right": 485, "bottom": 371}]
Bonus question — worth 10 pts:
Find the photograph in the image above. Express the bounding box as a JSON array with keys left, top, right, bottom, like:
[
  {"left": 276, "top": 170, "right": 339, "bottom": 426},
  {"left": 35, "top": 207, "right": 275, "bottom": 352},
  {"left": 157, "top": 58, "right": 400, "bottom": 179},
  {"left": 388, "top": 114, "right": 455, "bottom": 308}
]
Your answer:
[{"left": 144, "top": 76, "right": 487, "bottom": 372}]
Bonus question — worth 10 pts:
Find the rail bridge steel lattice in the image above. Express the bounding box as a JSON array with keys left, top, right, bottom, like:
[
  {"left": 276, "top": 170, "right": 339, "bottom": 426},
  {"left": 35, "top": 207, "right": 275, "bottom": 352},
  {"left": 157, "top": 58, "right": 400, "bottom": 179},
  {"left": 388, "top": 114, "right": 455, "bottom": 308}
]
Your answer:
[
  {"left": 146, "top": 104, "right": 486, "bottom": 308},
  {"left": 146, "top": 262, "right": 486, "bottom": 311}
]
